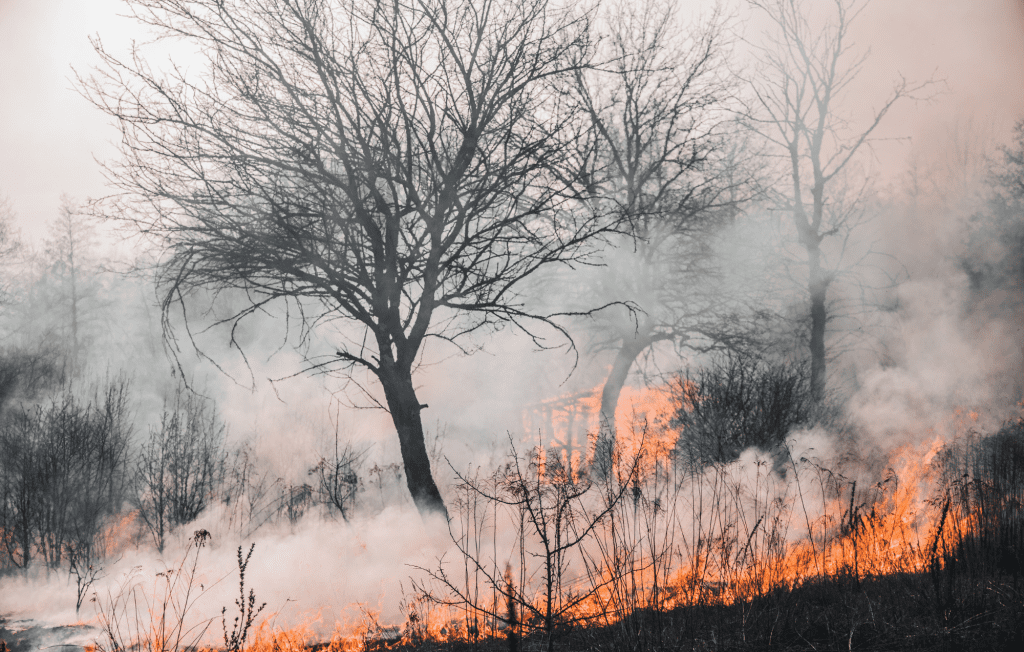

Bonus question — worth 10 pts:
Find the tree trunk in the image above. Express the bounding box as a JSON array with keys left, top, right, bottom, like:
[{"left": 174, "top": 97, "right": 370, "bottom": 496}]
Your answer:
[
  {"left": 70, "top": 255, "right": 79, "bottom": 377},
  {"left": 379, "top": 364, "right": 448, "bottom": 520},
  {"left": 807, "top": 244, "right": 828, "bottom": 403},
  {"left": 595, "top": 334, "right": 649, "bottom": 472}
]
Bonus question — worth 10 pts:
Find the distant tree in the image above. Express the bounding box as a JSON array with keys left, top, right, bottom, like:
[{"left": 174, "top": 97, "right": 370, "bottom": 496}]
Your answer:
[
  {"left": 569, "top": 0, "right": 756, "bottom": 453},
  {"left": 83, "top": 0, "right": 605, "bottom": 519},
  {"left": 44, "top": 195, "right": 102, "bottom": 377},
  {"left": 743, "top": 0, "right": 930, "bottom": 401},
  {"left": 0, "top": 194, "right": 22, "bottom": 302},
  {"left": 960, "top": 119, "right": 1024, "bottom": 401},
  {"left": 0, "top": 198, "right": 65, "bottom": 407},
  {"left": 0, "top": 195, "right": 110, "bottom": 386},
  {"left": 993, "top": 121, "right": 1024, "bottom": 203},
  {"left": 0, "top": 345, "right": 65, "bottom": 409},
  {"left": 973, "top": 119, "right": 1024, "bottom": 297}
]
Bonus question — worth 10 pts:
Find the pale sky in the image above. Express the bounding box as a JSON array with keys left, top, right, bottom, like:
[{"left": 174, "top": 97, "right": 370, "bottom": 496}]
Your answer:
[{"left": 0, "top": 0, "right": 1022, "bottom": 244}]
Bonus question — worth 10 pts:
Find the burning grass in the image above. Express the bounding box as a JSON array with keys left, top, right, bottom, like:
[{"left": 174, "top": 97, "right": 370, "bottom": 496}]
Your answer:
[
  {"left": 401, "top": 406, "right": 1024, "bottom": 651},
  {"left": 237, "top": 406, "right": 1023, "bottom": 652},
  {"left": 6, "top": 390, "right": 1024, "bottom": 652}
]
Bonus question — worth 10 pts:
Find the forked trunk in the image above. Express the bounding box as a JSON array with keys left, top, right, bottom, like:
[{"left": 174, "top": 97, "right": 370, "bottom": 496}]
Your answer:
[{"left": 379, "top": 364, "right": 448, "bottom": 520}]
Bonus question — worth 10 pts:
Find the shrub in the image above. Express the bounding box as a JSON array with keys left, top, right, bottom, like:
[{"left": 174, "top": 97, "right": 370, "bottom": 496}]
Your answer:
[
  {"left": 672, "top": 354, "right": 814, "bottom": 470},
  {"left": 310, "top": 434, "right": 363, "bottom": 522},
  {"left": 0, "top": 379, "right": 132, "bottom": 574},
  {"left": 133, "top": 383, "right": 225, "bottom": 552}
]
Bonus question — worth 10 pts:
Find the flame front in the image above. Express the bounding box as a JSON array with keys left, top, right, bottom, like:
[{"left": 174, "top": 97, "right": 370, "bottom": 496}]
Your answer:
[
  {"left": 78, "top": 391, "right": 1020, "bottom": 652},
  {"left": 410, "top": 388, "right": 1024, "bottom": 645}
]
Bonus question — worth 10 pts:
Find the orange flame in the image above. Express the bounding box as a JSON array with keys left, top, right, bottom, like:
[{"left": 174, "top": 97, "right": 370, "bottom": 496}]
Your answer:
[{"left": 248, "top": 397, "right": 1018, "bottom": 649}]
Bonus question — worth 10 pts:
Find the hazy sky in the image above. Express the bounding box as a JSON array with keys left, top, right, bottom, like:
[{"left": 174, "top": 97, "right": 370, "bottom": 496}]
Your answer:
[{"left": 0, "top": 0, "right": 1022, "bottom": 244}]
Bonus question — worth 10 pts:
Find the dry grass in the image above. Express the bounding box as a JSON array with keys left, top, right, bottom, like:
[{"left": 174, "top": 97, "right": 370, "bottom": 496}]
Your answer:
[
  {"left": 84, "top": 400, "right": 1024, "bottom": 652},
  {"left": 402, "top": 411, "right": 1024, "bottom": 652}
]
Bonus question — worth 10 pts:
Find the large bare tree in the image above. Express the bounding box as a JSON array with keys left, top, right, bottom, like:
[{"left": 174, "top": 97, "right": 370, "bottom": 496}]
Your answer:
[
  {"left": 82, "top": 0, "right": 602, "bottom": 519},
  {"left": 570, "top": 0, "right": 754, "bottom": 447},
  {"left": 745, "top": 0, "right": 928, "bottom": 401}
]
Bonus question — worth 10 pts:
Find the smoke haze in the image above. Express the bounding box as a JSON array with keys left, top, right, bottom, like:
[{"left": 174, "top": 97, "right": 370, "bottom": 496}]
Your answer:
[{"left": 0, "top": 0, "right": 1022, "bottom": 645}]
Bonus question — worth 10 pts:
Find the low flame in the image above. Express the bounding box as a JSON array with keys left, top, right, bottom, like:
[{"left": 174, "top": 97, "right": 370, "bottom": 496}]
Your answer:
[
  {"left": 522, "top": 383, "right": 682, "bottom": 473},
  {"left": 73, "top": 390, "right": 1021, "bottom": 651}
]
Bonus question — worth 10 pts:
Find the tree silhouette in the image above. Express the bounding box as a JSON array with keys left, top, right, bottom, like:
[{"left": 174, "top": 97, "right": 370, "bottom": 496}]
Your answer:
[
  {"left": 82, "top": 0, "right": 605, "bottom": 518},
  {"left": 568, "top": 0, "right": 755, "bottom": 451},
  {"left": 743, "top": 0, "right": 930, "bottom": 401}
]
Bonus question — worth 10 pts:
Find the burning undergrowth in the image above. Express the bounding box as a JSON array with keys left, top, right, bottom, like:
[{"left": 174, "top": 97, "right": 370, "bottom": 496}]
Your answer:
[
  {"left": 2, "top": 364, "right": 1023, "bottom": 652},
  {"left": 399, "top": 400, "right": 1024, "bottom": 651}
]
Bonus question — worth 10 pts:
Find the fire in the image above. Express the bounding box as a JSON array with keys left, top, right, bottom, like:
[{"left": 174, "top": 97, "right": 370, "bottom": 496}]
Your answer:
[
  {"left": 79, "top": 389, "right": 1020, "bottom": 651},
  {"left": 502, "top": 387, "right": 1019, "bottom": 633},
  {"left": 96, "top": 510, "right": 141, "bottom": 558},
  {"left": 248, "top": 617, "right": 363, "bottom": 652},
  {"left": 246, "top": 603, "right": 475, "bottom": 651},
  {"left": 522, "top": 382, "right": 682, "bottom": 473},
  {"left": 233, "top": 400, "right": 1019, "bottom": 650}
]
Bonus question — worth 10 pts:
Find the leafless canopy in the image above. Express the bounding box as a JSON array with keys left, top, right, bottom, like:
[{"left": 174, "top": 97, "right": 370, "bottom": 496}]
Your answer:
[
  {"left": 742, "top": 0, "right": 932, "bottom": 400},
  {"left": 82, "top": 0, "right": 604, "bottom": 516},
  {"left": 85, "top": 0, "right": 600, "bottom": 370}
]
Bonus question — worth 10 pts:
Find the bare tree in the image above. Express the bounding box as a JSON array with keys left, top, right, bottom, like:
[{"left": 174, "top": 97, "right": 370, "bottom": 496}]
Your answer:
[
  {"left": 0, "top": 344, "right": 66, "bottom": 410},
  {"left": 960, "top": 119, "right": 1024, "bottom": 401},
  {"left": 743, "top": 0, "right": 930, "bottom": 401},
  {"left": 0, "top": 195, "right": 23, "bottom": 303},
  {"left": 0, "top": 198, "right": 67, "bottom": 408},
  {"left": 569, "top": 0, "right": 755, "bottom": 448},
  {"left": 82, "top": 0, "right": 604, "bottom": 518},
  {"left": 45, "top": 195, "right": 101, "bottom": 378}
]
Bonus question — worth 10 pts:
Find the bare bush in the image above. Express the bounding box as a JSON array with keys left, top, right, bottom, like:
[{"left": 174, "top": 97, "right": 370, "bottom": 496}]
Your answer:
[
  {"left": 278, "top": 483, "right": 314, "bottom": 525},
  {"left": 221, "top": 444, "right": 279, "bottom": 539},
  {"left": 0, "top": 379, "right": 131, "bottom": 577},
  {"left": 310, "top": 433, "right": 363, "bottom": 522},
  {"left": 420, "top": 439, "right": 640, "bottom": 652},
  {"left": 672, "top": 355, "right": 814, "bottom": 471},
  {"left": 133, "top": 384, "right": 225, "bottom": 552}
]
